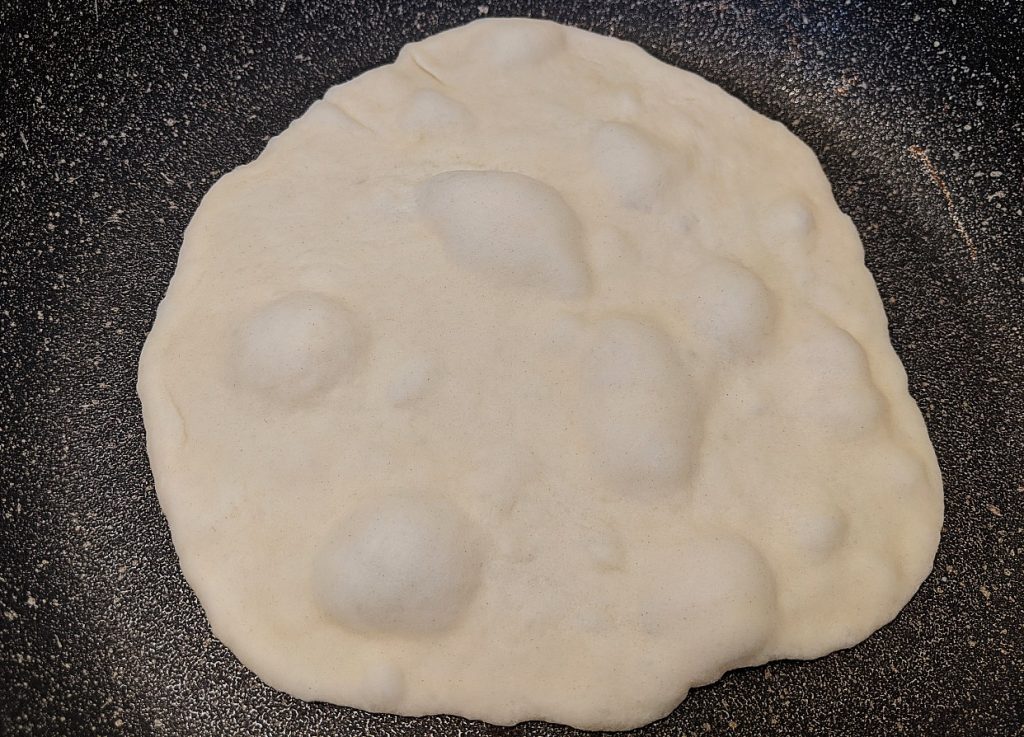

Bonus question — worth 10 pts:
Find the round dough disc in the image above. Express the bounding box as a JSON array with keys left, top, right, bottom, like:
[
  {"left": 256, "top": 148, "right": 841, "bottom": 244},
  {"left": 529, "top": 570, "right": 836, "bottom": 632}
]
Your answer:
[{"left": 138, "top": 18, "right": 943, "bottom": 731}]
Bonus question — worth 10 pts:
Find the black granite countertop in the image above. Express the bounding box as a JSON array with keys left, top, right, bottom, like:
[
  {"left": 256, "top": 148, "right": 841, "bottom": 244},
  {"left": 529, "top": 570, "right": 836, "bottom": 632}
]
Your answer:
[{"left": 2, "top": 1, "right": 1021, "bottom": 735}]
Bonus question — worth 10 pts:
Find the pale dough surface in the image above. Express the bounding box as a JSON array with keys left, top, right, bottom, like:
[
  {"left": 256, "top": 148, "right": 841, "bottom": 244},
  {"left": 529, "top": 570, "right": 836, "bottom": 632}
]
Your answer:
[{"left": 138, "top": 18, "right": 944, "bottom": 730}]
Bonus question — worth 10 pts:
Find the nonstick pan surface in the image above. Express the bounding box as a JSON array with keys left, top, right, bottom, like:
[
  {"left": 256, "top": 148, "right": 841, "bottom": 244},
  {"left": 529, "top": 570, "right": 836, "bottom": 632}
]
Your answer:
[{"left": 2, "top": 1, "right": 1021, "bottom": 735}]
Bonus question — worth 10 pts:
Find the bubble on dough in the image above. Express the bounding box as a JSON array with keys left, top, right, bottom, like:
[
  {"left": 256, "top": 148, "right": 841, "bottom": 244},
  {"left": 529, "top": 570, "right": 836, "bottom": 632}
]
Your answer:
[
  {"left": 401, "top": 89, "right": 473, "bottom": 133},
  {"left": 682, "top": 259, "right": 777, "bottom": 359},
  {"left": 636, "top": 533, "right": 777, "bottom": 670},
  {"left": 781, "top": 319, "right": 886, "bottom": 436},
  {"left": 582, "top": 316, "right": 702, "bottom": 494},
  {"left": 233, "top": 292, "right": 362, "bottom": 402},
  {"left": 417, "top": 170, "right": 590, "bottom": 298},
  {"left": 874, "top": 445, "right": 933, "bottom": 502},
  {"left": 843, "top": 552, "right": 906, "bottom": 619},
  {"left": 480, "top": 18, "right": 566, "bottom": 65},
  {"left": 313, "top": 493, "right": 484, "bottom": 635},
  {"left": 761, "top": 196, "right": 817, "bottom": 245},
  {"left": 780, "top": 503, "right": 850, "bottom": 560},
  {"left": 591, "top": 121, "right": 672, "bottom": 210},
  {"left": 610, "top": 89, "right": 643, "bottom": 118}
]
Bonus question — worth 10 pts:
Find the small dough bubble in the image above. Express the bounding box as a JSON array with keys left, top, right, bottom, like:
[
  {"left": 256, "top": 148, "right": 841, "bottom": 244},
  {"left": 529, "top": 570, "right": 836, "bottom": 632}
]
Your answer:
[
  {"left": 781, "top": 319, "right": 886, "bottom": 436},
  {"left": 782, "top": 503, "right": 849, "bottom": 559},
  {"left": 482, "top": 19, "right": 566, "bottom": 65},
  {"left": 233, "top": 292, "right": 362, "bottom": 402},
  {"left": 636, "top": 533, "right": 777, "bottom": 665},
  {"left": 592, "top": 122, "right": 672, "bottom": 210},
  {"left": 610, "top": 89, "right": 643, "bottom": 118},
  {"left": 761, "top": 196, "right": 817, "bottom": 247},
  {"left": 682, "top": 259, "right": 777, "bottom": 359},
  {"left": 313, "top": 494, "right": 483, "bottom": 635},
  {"left": 583, "top": 316, "right": 701, "bottom": 494},
  {"left": 418, "top": 170, "right": 590, "bottom": 297}
]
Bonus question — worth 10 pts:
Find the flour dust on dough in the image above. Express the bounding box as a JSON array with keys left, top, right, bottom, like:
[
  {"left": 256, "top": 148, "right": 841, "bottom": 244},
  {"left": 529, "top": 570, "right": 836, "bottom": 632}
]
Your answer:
[{"left": 138, "top": 18, "right": 943, "bottom": 730}]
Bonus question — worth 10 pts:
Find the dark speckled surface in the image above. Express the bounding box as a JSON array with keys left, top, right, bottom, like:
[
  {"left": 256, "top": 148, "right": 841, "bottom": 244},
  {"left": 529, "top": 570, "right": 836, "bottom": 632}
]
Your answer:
[{"left": 2, "top": 1, "right": 1022, "bottom": 735}]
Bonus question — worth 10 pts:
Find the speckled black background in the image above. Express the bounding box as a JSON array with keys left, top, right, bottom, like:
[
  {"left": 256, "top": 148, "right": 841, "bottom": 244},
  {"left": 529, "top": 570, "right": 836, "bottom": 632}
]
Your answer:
[{"left": 2, "top": 1, "right": 1022, "bottom": 735}]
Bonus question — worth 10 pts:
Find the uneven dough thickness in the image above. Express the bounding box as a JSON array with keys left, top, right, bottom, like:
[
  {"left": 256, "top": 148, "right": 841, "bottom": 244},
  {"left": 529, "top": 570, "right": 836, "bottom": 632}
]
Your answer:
[{"left": 138, "top": 18, "right": 943, "bottom": 731}]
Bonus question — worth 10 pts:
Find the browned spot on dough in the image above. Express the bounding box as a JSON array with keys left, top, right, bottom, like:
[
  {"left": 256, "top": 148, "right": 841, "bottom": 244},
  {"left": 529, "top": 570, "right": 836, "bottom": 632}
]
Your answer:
[{"left": 908, "top": 144, "right": 978, "bottom": 262}]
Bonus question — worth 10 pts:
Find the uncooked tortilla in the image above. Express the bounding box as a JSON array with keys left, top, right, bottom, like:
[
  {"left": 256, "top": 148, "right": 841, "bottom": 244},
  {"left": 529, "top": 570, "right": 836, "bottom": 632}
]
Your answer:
[{"left": 138, "top": 18, "right": 943, "bottom": 730}]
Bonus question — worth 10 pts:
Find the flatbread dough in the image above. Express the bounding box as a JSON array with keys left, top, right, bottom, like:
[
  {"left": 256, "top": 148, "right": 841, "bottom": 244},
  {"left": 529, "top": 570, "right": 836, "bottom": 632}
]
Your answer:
[{"left": 138, "top": 18, "right": 943, "bottom": 730}]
